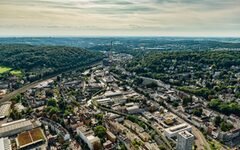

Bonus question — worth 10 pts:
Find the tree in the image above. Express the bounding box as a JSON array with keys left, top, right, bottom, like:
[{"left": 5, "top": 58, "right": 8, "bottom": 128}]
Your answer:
[
  {"left": 96, "top": 113, "right": 103, "bottom": 120},
  {"left": 51, "top": 114, "right": 59, "bottom": 122},
  {"left": 214, "top": 116, "right": 222, "bottom": 127},
  {"left": 119, "top": 143, "right": 127, "bottom": 150},
  {"left": 172, "top": 101, "right": 179, "bottom": 107},
  {"left": 45, "top": 106, "right": 60, "bottom": 116},
  {"left": 182, "top": 97, "right": 192, "bottom": 106},
  {"left": 131, "top": 139, "right": 142, "bottom": 149},
  {"left": 94, "top": 125, "right": 106, "bottom": 139},
  {"left": 10, "top": 108, "right": 22, "bottom": 120},
  {"left": 11, "top": 94, "right": 22, "bottom": 103},
  {"left": 47, "top": 98, "right": 57, "bottom": 107},
  {"left": 192, "top": 108, "right": 203, "bottom": 117},
  {"left": 64, "top": 110, "right": 71, "bottom": 117},
  {"left": 209, "top": 99, "right": 221, "bottom": 109},
  {"left": 219, "top": 104, "right": 231, "bottom": 115},
  {"left": 59, "top": 99, "right": 67, "bottom": 110},
  {"left": 46, "top": 89, "right": 54, "bottom": 97},
  {"left": 49, "top": 107, "right": 60, "bottom": 115},
  {"left": 0, "top": 44, "right": 104, "bottom": 83},
  {"left": 25, "top": 107, "right": 33, "bottom": 115},
  {"left": 220, "top": 121, "right": 233, "bottom": 132},
  {"left": 146, "top": 82, "right": 158, "bottom": 88},
  {"left": 127, "top": 115, "right": 139, "bottom": 123},
  {"left": 159, "top": 145, "right": 166, "bottom": 150}
]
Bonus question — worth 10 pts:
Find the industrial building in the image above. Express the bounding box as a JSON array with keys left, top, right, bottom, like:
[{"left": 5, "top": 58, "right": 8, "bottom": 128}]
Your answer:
[
  {"left": 0, "top": 102, "right": 11, "bottom": 119},
  {"left": 0, "top": 119, "right": 33, "bottom": 137},
  {"left": 16, "top": 127, "right": 46, "bottom": 149},
  {"left": 126, "top": 105, "right": 142, "bottom": 114},
  {"left": 0, "top": 138, "right": 12, "bottom": 150}
]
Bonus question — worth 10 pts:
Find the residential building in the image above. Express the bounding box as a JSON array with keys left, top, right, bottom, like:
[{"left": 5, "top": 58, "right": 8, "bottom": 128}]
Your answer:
[
  {"left": 126, "top": 105, "right": 142, "bottom": 114},
  {"left": 106, "top": 130, "right": 116, "bottom": 142},
  {"left": 40, "top": 118, "right": 70, "bottom": 141},
  {"left": 164, "top": 123, "right": 192, "bottom": 138},
  {"left": 103, "top": 140, "right": 114, "bottom": 150},
  {"left": 76, "top": 125, "right": 101, "bottom": 150},
  {"left": 138, "top": 132, "right": 151, "bottom": 142},
  {"left": 176, "top": 130, "right": 194, "bottom": 150},
  {"left": 0, "top": 89, "right": 7, "bottom": 98},
  {"left": 144, "top": 142, "right": 159, "bottom": 150}
]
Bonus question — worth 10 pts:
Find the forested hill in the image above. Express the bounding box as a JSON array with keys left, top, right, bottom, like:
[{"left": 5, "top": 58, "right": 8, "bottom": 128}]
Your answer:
[
  {"left": 127, "top": 50, "right": 240, "bottom": 80},
  {"left": 126, "top": 50, "right": 240, "bottom": 116},
  {"left": 0, "top": 44, "right": 104, "bottom": 78}
]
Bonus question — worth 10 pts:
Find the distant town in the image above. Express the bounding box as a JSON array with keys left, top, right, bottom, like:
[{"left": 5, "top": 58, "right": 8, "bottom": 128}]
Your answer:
[{"left": 0, "top": 43, "right": 240, "bottom": 150}]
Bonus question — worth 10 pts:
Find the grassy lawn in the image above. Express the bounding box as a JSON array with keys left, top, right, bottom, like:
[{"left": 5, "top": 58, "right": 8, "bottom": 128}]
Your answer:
[
  {"left": 0, "top": 66, "right": 22, "bottom": 76},
  {"left": 0, "top": 66, "right": 12, "bottom": 74},
  {"left": 10, "top": 70, "right": 22, "bottom": 76},
  {"left": 209, "top": 140, "right": 225, "bottom": 150}
]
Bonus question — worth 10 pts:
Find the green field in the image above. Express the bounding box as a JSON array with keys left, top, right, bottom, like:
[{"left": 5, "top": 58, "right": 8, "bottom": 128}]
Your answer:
[
  {"left": 0, "top": 66, "right": 22, "bottom": 76},
  {"left": 0, "top": 66, "right": 12, "bottom": 74},
  {"left": 10, "top": 70, "right": 22, "bottom": 76}
]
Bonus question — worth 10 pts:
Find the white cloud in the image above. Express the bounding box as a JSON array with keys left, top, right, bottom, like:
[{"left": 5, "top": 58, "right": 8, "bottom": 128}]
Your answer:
[{"left": 0, "top": 0, "right": 239, "bottom": 36}]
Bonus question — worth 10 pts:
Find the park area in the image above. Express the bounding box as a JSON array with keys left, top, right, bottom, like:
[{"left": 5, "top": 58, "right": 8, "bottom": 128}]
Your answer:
[
  {"left": 0, "top": 66, "right": 11, "bottom": 74},
  {"left": 0, "top": 66, "right": 22, "bottom": 76}
]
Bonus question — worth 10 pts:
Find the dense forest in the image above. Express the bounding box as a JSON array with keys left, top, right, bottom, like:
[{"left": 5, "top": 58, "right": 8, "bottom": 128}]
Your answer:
[
  {"left": 0, "top": 44, "right": 104, "bottom": 79},
  {"left": 127, "top": 50, "right": 240, "bottom": 77}
]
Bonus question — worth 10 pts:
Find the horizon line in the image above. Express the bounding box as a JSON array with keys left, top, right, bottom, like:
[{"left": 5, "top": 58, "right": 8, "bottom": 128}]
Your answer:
[{"left": 0, "top": 35, "right": 240, "bottom": 38}]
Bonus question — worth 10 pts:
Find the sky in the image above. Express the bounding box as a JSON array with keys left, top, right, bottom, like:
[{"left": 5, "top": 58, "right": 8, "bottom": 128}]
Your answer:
[{"left": 0, "top": 0, "right": 240, "bottom": 37}]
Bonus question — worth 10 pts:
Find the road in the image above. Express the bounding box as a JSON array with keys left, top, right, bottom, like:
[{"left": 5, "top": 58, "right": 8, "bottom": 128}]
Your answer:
[{"left": 192, "top": 126, "right": 211, "bottom": 150}]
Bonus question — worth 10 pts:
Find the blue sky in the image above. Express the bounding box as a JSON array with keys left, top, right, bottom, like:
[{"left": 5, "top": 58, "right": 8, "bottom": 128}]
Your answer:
[{"left": 0, "top": 0, "right": 240, "bottom": 37}]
